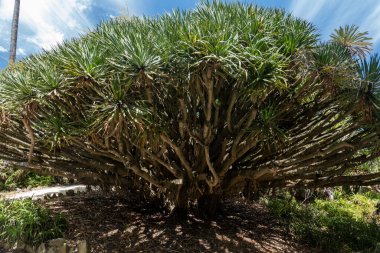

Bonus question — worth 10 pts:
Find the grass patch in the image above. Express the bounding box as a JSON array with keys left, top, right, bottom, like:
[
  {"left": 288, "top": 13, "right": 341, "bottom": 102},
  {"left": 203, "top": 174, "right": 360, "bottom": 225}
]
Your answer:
[
  {"left": 264, "top": 192, "right": 380, "bottom": 252},
  {"left": 0, "top": 199, "right": 67, "bottom": 245}
]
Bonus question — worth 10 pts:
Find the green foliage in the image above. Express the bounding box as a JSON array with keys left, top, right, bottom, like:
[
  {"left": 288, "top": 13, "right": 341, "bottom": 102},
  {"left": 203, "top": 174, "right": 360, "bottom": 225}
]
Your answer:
[
  {"left": 1, "top": 1, "right": 380, "bottom": 211},
  {"left": 331, "top": 25, "right": 373, "bottom": 58},
  {"left": 0, "top": 199, "right": 67, "bottom": 245},
  {"left": 0, "top": 167, "right": 56, "bottom": 191},
  {"left": 0, "top": 1, "right": 320, "bottom": 118},
  {"left": 265, "top": 194, "right": 380, "bottom": 252}
]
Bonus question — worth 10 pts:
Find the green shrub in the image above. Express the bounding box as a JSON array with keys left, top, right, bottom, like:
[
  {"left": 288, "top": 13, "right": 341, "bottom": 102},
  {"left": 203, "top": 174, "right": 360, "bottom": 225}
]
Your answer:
[
  {"left": 0, "top": 199, "right": 67, "bottom": 245},
  {"left": 20, "top": 173, "right": 56, "bottom": 188},
  {"left": 0, "top": 166, "right": 57, "bottom": 191},
  {"left": 265, "top": 194, "right": 380, "bottom": 252},
  {"left": 1, "top": 1, "right": 380, "bottom": 216},
  {"left": 266, "top": 196, "right": 300, "bottom": 220}
]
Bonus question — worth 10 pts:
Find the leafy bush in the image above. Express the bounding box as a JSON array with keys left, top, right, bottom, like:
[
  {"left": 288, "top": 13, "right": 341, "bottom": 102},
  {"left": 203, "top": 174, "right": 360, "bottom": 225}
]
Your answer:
[
  {"left": 1, "top": 1, "right": 380, "bottom": 215},
  {"left": 0, "top": 199, "right": 67, "bottom": 245},
  {"left": 265, "top": 194, "right": 380, "bottom": 252},
  {"left": 21, "top": 173, "right": 56, "bottom": 188},
  {"left": 0, "top": 168, "right": 56, "bottom": 191}
]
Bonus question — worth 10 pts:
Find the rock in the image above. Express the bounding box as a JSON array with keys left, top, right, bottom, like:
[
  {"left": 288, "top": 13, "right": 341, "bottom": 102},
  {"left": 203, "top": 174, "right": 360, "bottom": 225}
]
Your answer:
[
  {"left": 37, "top": 243, "right": 46, "bottom": 253},
  {"left": 323, "top": 187, "right": 334, "bottom": 200},
  {"left": 106, "top": 229, "right": 119, "bottom": 237},
  {"left": 24, "top": 244, "right": 35, "bottom": 253},
  {"left": 47, "top": 246, "right": 66, "bottom": 253},
  {"left": 48, "top": 238, "right": 65, "bottom": 247},
  {"left": 2, "top": 242, "right": 11, "bottom": 250},
  {"left": 59, "top": 243, "right": 68, "bottom": 253},
  {"left": 27, "top": 185, "right": 32, "bottom": 190},
  {"left": 46, "top": 238, "right": 67, "bottom": 253},
  {"left": 66, "top": 190, "right": 75, "bottom": 196},
  {"left": 77, "top": 240, "right": 88, "bottom": 253},
  {"left": 14, "top": 241, "right": 26, "bottom": 250}
]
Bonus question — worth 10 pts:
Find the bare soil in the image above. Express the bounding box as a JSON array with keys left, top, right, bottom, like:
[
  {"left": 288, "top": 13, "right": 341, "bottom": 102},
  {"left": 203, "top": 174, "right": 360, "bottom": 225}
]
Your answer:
[{"left": 38, "top": 192, "right": 320, "bottom": 253}]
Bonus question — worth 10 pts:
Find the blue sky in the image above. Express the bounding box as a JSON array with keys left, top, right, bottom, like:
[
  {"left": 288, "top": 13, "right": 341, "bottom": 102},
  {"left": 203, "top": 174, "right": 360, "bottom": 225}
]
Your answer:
[{"left": 0, "top": 0, "right": 380, "bottom": 69}]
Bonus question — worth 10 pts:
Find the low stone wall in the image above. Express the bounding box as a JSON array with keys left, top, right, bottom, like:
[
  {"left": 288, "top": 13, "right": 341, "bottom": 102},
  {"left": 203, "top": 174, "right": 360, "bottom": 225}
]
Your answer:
[
  {"left": 0, "top": 185, "right": 98, "bottom": 201},
  {"left": 1, "top": 238, "right": 89, "bottom": 253}
]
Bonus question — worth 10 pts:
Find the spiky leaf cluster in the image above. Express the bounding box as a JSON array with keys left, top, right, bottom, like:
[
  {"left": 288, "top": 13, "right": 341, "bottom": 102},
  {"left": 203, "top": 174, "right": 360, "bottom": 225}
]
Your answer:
[{"left": 1, "top": 2, "right": 380, "bottom": 209}]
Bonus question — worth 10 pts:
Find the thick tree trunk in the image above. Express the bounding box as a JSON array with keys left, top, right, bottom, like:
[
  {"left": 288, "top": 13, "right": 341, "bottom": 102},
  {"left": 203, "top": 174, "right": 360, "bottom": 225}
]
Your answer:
[
  {"left": 171, "top": 184, "right": 190, "bottom": 218},
  {"left": 9, "top": 0, "right": 20, "bottom": 65},
  {"left": 170, "top": 180, "right": 222, "bottom": 219},
  {"left": 197, "top": 193, "right": 222, "bottom": 219}
]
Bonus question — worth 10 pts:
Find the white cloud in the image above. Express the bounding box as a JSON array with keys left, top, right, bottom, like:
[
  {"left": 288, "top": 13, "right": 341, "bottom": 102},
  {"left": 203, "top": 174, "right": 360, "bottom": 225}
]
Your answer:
[
  {"left": 0, "top": 46, "right": 7, "bottom": 52},
  {"left": 16, "top": 48, "right": 26, "bottom": 56},
  {"left": 0, "top": 0, "right": 13, "bottom": 20},
  {"left": 0, "top": 0, "right": 93, "bottom": 50},
  {"left": 290, "top": 0, "right": 328, "bottom": 22},
  {"left": 360, "top": 5, "right": 380, "bottom": 45},
  {"left": 105, "top": 0, "right": 138, "bottom": 17},
  {"left": 26, "top": 31, "right": 65, "bottom": 51},
  {"left": 289, "top": 0, "right": 380, "bottom": 46}
]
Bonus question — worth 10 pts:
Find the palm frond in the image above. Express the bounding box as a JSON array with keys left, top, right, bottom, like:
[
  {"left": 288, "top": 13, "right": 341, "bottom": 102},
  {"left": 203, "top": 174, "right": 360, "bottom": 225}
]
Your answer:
[{"left": 331, "top": 25, "right": 372, "bottom": 58}]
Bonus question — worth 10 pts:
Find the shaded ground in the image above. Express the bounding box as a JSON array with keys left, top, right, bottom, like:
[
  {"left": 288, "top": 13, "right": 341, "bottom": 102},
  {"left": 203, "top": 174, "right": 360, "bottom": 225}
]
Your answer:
[{"left": 40, "top": 192, "right": 319, "bottom": 253}]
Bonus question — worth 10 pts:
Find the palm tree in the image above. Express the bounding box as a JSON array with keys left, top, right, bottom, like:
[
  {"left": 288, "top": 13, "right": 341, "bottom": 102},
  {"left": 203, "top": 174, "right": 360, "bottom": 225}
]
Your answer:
[
  {"left": 331, "top": 25, "right": 372, "bottom": 58},
  {"left": 9, "top": 0, "right": 20, "bottom": 65}
]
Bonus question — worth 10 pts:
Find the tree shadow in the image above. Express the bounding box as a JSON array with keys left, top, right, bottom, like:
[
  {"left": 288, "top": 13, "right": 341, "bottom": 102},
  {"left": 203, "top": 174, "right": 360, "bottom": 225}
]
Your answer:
[{"left": 43, "top": 193, "right": 318, "bottom": 253}]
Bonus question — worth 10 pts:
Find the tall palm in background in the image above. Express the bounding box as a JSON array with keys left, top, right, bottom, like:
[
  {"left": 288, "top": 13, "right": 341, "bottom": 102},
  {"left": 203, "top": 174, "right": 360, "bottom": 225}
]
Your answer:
[
  {"left": 331, "top": 24, "right": 373, "bottom": 58},
  {"left": 9, "top": 0, "right": 20, "bottom": 65}
]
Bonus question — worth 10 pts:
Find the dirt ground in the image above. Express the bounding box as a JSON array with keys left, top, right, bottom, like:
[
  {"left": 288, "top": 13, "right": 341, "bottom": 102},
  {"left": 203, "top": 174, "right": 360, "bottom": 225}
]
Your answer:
[{"left": 36, "top": 192, "right": 320, "bottom": 253}]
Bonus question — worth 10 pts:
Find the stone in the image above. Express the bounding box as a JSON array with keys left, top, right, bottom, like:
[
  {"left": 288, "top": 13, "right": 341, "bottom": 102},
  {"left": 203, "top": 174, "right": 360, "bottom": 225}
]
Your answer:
[
  {"left": 44, "top": 238, "right": 67, "bottom": 253},
  {"left": 2, "top": 242, "right": 11, "bottom": 250},
  {"left": 37, "top": 243, "right": 46, "bottom": 253},
  {"left": 77, "top": 240, "right": 89, "bottom": 253},
  {"left": 24, "top": 244, "right": 36, "bottom": 253},
  {"left": 49, "top": 244, "right": 67, "bottom": 253},
  {"left": 66, "top": 190, "right": 75, "bottom": 196},
  {"left": 48, "top": 238, "right": 65, "bottom": 247},
  {"left": 48, "top": 193, "right": 57, "bottom": 198},
  {"left": 323, "top": 187, "right": 334, "bottom": 200},
  {"left": 59, "top": 243, "right": 68, "bottom": 253},
  {"left": 106, "top": 229, "right": 119, "bottom": 237},
  {"left": 14, "top": 241, "right": 26, "bottom": 250}
]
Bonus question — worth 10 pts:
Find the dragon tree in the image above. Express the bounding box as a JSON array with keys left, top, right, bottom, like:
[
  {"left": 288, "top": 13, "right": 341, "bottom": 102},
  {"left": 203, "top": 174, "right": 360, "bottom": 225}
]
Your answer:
[{"left": 1, "top": 2, "right": 380, "bottom": 215}]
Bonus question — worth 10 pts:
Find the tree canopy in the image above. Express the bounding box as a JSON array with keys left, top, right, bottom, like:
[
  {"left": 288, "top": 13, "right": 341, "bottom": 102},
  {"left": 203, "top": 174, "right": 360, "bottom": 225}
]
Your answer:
[{"left": 1, "top": 1, "right": 380, "bottom": 214}]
